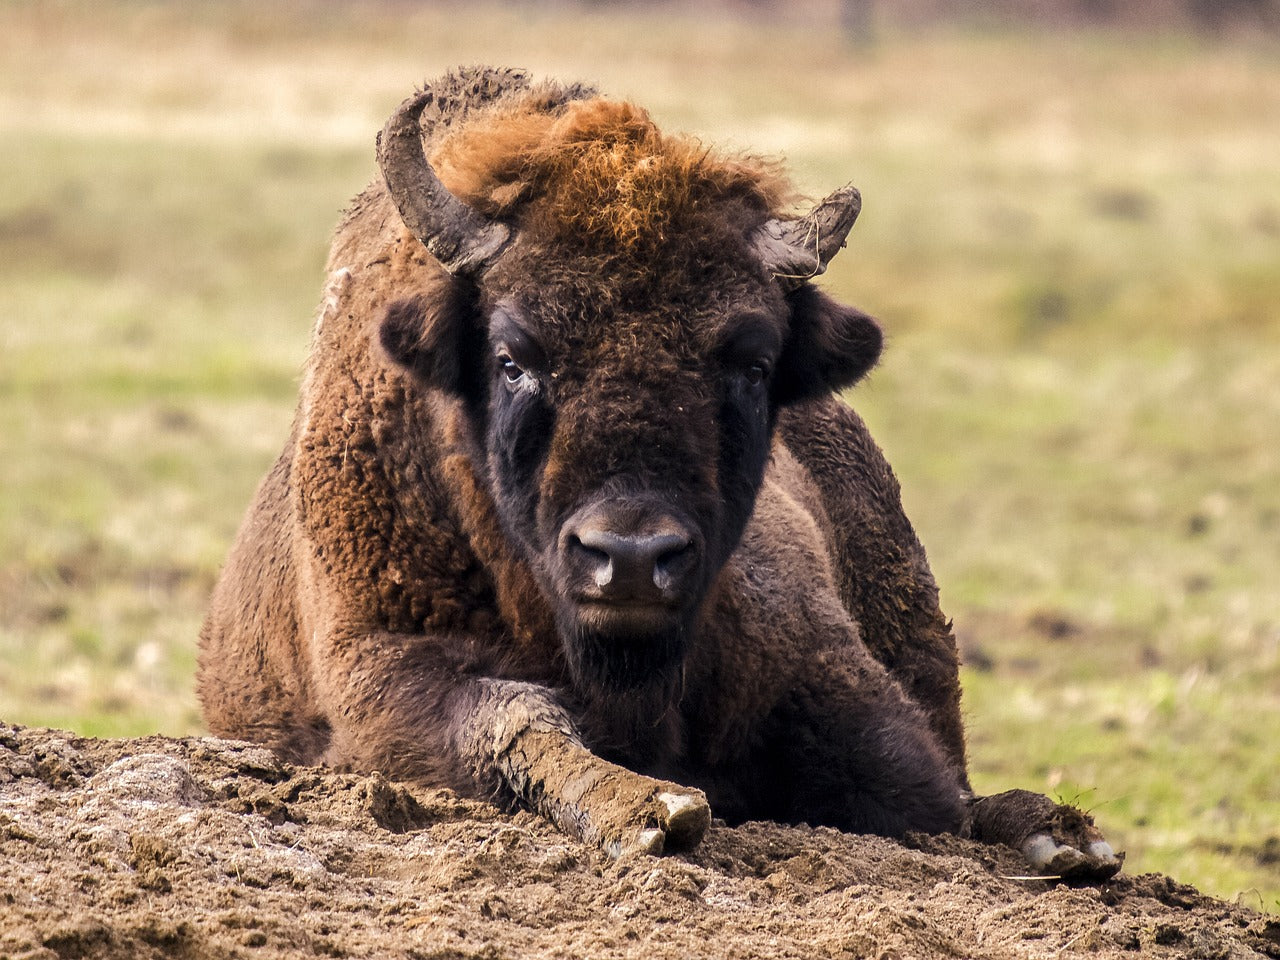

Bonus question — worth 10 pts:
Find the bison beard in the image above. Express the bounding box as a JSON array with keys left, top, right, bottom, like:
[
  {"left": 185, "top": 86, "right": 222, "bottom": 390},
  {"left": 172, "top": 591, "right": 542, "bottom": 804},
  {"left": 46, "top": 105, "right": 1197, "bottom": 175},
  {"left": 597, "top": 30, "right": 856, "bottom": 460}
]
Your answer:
[
  {"left": 197, "top": 67, "right": 1122, "bottom": 876},
  {"left": 563, "top": 618, "right": 688, "bottom": 696}
]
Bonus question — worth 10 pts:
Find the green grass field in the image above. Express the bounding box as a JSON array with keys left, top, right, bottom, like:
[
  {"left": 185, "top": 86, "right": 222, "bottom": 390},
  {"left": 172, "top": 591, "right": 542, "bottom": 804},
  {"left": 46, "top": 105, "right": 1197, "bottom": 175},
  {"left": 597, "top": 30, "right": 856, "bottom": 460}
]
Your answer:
[{"left": 2, "top": 0, "right": 1277, "bottom": 909}]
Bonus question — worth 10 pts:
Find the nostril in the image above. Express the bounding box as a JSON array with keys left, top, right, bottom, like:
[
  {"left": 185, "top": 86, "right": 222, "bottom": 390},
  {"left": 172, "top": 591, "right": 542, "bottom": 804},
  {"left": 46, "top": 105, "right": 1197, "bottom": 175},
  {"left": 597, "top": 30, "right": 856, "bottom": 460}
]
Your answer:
[
  {"left": 567, "top": 533, "right": 614, "bottom": 588},
  {"left": 652, "top": 535, "right": 694, "bottom": 592}
]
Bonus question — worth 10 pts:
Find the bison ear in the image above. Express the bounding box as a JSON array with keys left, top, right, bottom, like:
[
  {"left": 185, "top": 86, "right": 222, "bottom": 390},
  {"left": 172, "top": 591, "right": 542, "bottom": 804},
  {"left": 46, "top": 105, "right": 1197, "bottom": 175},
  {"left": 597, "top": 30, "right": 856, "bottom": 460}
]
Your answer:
[
  {"left": 379, "top": 279, "right": 482, "bottom": 397},
  {"left": 772, "top": 285, "right": 883, "bottom": 406}
]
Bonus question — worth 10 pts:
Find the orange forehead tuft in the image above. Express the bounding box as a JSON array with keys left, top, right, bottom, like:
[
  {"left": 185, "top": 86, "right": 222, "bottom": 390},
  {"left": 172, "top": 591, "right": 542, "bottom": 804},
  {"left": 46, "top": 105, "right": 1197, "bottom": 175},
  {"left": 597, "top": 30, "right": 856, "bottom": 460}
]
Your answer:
[{"left": 431, "top": 95, "right": 794, "bottom": 252}]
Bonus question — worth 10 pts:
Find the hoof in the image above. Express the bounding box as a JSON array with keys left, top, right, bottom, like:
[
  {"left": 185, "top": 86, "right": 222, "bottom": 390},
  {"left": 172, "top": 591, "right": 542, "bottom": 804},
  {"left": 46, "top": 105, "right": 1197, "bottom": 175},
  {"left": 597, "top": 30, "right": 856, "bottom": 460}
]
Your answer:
[
  {"left": 969, "top": 789, "right": 1123, "bottom": 883},
  {"left": 614, "top": 827, "right": 667, "bottom": 858},
  {"left": 1022, "top": 832, "right": 1124, "bottom": 882},
  {"left": 606, "top": 788, "right": 712, "bottom": 859},
  {"left": 657, "top": 790, "right": 712, "bottom": 850}
]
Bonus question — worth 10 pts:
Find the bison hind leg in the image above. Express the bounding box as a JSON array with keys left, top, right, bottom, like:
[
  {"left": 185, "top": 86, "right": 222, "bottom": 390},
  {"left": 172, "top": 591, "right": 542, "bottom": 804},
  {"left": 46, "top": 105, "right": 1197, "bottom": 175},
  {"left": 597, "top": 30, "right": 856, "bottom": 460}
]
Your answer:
[{"left": 967, "top": 789, "right": 1123, "bottom": 882}]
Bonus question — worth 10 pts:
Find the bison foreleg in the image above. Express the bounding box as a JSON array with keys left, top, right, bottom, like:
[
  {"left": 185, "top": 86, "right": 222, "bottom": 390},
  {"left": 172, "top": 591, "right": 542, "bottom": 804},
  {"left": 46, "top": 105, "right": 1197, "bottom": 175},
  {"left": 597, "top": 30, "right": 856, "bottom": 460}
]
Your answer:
[
  {"left": 458, "top": 680, "right": 711, "bottom": 857},
  {"left": 965, "top": 789, "right": 1123, "bottom": 881}
]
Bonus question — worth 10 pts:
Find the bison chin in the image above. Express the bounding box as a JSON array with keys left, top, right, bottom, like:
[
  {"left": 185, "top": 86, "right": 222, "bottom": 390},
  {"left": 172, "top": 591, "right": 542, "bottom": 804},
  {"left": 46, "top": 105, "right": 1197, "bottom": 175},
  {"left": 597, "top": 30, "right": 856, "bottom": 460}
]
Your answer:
[{"left": 558, "top": 609, "right": 689, "bottom": 698}]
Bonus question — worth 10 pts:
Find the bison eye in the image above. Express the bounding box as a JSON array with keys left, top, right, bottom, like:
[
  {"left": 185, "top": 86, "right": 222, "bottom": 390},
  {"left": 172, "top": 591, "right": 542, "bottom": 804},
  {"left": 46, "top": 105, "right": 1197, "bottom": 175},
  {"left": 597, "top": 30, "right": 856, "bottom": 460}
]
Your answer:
[
  {"left": 499, "top": 354, "right": 526, "bottom": 384},
  {"left": 744, "top": 360, "right": 770, "bottom": 387}
]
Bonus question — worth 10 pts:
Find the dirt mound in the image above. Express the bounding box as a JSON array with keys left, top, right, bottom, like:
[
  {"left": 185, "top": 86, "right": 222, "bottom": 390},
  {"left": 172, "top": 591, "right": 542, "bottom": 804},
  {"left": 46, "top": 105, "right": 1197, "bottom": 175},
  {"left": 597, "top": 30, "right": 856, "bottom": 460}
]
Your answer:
[{"left": 1, "top": 723, "right": 1275, "bottom": 960}]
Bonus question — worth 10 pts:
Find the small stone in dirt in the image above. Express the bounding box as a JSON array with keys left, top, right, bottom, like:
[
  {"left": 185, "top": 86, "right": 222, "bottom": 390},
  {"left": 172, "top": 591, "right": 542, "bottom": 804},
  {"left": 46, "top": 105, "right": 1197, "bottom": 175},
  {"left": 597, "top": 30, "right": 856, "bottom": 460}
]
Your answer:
[{"left": 86, "top": 754, "right": 205, "bottom": 807}]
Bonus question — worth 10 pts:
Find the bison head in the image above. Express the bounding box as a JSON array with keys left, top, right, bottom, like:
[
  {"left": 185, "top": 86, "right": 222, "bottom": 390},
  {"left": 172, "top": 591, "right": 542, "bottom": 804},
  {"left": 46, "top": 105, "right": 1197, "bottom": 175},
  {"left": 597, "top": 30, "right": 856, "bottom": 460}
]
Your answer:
[{"left": 377, "top": 70, "right": 880, "bottom": 700}]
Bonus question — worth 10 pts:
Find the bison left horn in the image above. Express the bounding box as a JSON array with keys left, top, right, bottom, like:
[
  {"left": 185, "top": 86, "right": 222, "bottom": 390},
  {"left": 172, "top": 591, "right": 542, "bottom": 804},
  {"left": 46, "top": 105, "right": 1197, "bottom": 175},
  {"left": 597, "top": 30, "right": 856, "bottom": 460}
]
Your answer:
[
  {"left": 376, "top": 71, "right": 524, "bottom": 277},
  {"left": 754, "top": 185, "right": 862, "bottom": 293}
]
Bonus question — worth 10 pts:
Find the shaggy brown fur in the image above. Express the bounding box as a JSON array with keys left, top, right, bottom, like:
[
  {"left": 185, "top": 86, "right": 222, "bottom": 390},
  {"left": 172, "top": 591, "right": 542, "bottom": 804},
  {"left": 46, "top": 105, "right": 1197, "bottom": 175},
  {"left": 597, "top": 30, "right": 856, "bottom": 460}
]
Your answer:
[
  {"left": 199, "top": 68, "right": 1118, "bottom": 871},
  {"left": 432, "top": 97, "right": 793, "bottom": 252}
]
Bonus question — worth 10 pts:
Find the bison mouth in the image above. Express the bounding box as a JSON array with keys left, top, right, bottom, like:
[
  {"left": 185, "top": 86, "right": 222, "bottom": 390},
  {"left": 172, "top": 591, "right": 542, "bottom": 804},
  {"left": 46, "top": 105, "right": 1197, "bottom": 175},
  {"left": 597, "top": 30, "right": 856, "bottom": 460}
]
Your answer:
[{"left": 574, "top": 597, "right": 683, "bottom": 634}]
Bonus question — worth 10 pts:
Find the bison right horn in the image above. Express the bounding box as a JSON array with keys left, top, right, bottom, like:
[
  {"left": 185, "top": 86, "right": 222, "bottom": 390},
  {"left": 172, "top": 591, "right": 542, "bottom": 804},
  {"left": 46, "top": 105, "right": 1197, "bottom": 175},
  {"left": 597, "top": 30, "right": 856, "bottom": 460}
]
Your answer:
[
  {"left": 754, "top": 185, "right": 862, "bottom": 293},
  {"left": 376, "top": 70, "right": 523, "bottom": 277}
]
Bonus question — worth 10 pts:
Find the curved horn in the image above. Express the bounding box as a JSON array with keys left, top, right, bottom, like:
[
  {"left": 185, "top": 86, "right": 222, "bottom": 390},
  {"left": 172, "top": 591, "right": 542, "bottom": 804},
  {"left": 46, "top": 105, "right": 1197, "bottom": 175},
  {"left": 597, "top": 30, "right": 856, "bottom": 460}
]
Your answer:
[
  {"left": 753, "top": 185, "right": 862, "bottom": 293},
  {"left": 376, "top": 88, "right": 512, "bottom": 277}
]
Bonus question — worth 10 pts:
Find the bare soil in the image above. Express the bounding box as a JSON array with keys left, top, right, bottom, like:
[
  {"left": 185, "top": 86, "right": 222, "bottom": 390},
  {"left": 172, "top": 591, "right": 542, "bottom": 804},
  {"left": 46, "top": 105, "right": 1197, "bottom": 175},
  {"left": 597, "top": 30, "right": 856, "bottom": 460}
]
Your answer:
[{"left": 1, "top": 722, "right": 1276, "bottom": 960}]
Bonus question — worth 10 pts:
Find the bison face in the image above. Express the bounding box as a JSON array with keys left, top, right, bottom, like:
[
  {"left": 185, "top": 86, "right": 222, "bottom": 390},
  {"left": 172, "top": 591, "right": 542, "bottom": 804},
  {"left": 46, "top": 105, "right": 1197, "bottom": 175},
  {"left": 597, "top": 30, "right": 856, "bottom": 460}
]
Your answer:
[
  {"left": 374, "top": 77, "right": 879, "bottom": 699},
  {"left": 382, "top": 254, "right": 882, "bottom": 698}
]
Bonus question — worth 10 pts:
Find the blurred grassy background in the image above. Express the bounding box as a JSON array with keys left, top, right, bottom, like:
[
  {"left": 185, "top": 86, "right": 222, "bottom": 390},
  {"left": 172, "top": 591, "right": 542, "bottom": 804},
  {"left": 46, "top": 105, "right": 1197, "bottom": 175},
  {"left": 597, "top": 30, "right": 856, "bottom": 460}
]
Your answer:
[{"left": 1, "top": 0, "right": 1277, "bottom": 909}]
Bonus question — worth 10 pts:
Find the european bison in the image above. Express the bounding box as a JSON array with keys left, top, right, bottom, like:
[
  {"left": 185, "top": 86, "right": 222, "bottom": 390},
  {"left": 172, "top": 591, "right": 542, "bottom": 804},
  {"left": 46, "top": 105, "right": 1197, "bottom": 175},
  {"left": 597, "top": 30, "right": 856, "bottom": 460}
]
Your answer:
[{"left": 199, "top": 67, "right": 1120, "bottom": 876}]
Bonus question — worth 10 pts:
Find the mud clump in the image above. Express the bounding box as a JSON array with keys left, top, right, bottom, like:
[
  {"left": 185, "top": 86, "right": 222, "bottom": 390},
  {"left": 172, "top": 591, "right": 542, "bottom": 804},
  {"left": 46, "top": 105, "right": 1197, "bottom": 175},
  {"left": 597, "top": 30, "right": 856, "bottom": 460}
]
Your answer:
[{"left": 0, "top": 722, "right": 1273, "bottom": 959}]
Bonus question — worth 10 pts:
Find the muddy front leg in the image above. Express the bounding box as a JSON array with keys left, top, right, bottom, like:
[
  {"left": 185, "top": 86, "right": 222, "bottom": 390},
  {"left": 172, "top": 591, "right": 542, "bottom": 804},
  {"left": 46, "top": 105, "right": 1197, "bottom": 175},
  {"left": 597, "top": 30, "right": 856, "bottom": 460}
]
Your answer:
[{"left": 458, "top": 679, "right": 711, "bottom": 857}]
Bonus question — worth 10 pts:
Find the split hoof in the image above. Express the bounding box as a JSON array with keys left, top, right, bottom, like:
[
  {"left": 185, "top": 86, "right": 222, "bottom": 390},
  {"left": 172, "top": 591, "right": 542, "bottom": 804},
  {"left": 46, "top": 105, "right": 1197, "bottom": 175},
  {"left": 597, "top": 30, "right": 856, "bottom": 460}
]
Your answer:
[
  {"left": 969, "top": 788, "right": 1123, "bottom": 883},
  {"left": 618, "top": 827, "right": 668, "bottom": 857},
  {"left": 657, "top": 790, "right": 712, "bottom": 849},
  {"left": 606, "top": 788, "right": 712, "bottom": 859},
  {"left": 1022, "top": 832, "right": 1124, "bottom": 882}
]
